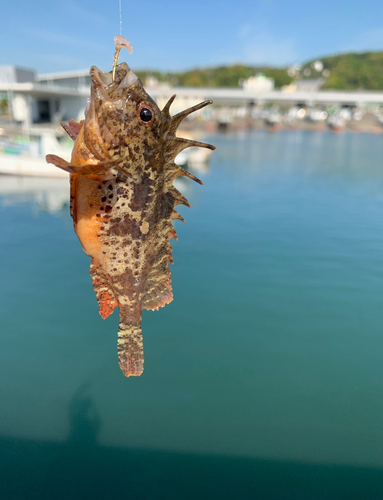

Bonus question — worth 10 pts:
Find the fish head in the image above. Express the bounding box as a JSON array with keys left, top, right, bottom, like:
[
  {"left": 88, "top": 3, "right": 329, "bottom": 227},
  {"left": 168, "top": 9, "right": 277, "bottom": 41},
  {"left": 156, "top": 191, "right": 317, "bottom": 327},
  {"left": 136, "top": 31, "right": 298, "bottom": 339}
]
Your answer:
[{"left": 84, "top": 62, "right": 162, "bottom": 168}]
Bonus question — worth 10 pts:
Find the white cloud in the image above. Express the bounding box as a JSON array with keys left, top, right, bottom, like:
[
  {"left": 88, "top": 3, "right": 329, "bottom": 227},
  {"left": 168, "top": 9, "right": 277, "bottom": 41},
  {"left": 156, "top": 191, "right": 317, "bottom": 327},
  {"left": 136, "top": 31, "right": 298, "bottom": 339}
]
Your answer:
[
  {"left": 239, "top": 24, "right": 253, "bottom": 39},
  {"left": 242, "top": 31, "right": 298, "bottom": 66},
  {"left": 26, "top": 28, "right": 106, "bottom": 52},
  {"left": 320, "top": 26, "right": 383, "bottom": 57},
  {"left": 348, "top": 27, "right": 383, "bottom": 52},
  {"left": 63, "top": 0, "right": 107, "bottom": 26},
  {"left": 235, "top": 9, "right": 299, "bottom": 67},
  {"left": 38, "top": 53, "right": 88, "bottom": 70}
]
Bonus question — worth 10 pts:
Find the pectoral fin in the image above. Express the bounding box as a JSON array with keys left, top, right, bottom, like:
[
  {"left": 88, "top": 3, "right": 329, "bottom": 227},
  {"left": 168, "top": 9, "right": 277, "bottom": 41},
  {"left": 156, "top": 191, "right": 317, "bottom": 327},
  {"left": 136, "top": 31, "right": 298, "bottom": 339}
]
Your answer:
[
  {"left": 90, "top": 260, "right": 118, "bottom": 319},
  {"left": 46, "top": 154, "right": 113, "bottom": 175}
]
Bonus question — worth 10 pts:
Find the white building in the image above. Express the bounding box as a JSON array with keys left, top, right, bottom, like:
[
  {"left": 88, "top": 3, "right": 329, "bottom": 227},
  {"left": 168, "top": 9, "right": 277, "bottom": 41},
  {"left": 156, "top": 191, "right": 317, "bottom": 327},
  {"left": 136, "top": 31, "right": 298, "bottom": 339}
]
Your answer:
[
  {"left": 282, "top": 78, "right": 325, "bottom": 93},
  {"left": 0, "top": 66, "right": 89, "bottom": 129},
  {"left": 0, "top": 66, "right": 211, "bottom": 130},
  {"left": 240, "top": 73, "right": 275, "bottom": 92}
]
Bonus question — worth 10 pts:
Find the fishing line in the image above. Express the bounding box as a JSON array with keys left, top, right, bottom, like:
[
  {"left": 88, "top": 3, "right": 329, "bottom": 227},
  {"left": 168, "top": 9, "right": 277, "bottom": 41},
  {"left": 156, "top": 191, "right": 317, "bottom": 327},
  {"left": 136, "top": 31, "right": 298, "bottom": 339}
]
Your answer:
[
  {"left": 112, "top": 2, "right": 133, "bottom": 81},
  {"left": 119, "top": 0, "right": 122, "bottom": 36}
]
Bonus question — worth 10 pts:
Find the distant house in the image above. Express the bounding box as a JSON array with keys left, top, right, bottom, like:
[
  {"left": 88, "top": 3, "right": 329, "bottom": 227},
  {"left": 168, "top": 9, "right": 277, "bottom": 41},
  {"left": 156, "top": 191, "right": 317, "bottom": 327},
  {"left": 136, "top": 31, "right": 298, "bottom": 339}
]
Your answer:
[
  {"left": 295, "top": 78, "right": 325, "bottom": 92},
  {"left": 37, "top": 69, "right": 91, "bottom": 89},
  {"left": 0, "top": 66, "right": 207, "bottom": 129},
  {"left": 0, "top": 66, "right": 36, "bottom": 85},
  {"left": 0, "top": 65, "right": 88, "bottom": 127},
  {"left": 282, "top": 78, "right": 324, "bottom": 93},
  {"left": 240, "top": 73, "right": 275, "bottom": 92}
]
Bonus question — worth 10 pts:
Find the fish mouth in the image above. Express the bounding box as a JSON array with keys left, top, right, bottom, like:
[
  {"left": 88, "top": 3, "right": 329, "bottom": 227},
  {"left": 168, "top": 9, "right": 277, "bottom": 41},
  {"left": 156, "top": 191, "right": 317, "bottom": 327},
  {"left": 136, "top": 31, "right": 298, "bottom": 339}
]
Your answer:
[{"left": 90, "top": 62, "right": 138, "bottom": 97}]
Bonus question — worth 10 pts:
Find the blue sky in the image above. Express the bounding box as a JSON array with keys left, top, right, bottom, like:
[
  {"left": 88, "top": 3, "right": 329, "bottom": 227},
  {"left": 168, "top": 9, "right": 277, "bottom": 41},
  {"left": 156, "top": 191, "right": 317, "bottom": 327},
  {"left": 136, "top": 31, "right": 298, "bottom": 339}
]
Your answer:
[{"left": 2, "top": 0, "right": 383, "bottom": 74}]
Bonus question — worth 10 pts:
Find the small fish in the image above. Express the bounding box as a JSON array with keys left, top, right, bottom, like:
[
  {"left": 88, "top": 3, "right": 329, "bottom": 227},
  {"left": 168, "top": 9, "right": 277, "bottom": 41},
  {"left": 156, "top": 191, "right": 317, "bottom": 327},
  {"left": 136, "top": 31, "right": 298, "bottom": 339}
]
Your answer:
[{"left": 46, "top": 61, "right": 215, "bottom": 377}]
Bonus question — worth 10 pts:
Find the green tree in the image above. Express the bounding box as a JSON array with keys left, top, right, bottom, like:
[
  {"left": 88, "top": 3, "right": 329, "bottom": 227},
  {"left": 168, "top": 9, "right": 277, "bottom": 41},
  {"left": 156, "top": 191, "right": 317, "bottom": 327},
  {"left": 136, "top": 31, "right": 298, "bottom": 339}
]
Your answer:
[{"left": 302, "top": 52, "right": 383, "bottom": 90}]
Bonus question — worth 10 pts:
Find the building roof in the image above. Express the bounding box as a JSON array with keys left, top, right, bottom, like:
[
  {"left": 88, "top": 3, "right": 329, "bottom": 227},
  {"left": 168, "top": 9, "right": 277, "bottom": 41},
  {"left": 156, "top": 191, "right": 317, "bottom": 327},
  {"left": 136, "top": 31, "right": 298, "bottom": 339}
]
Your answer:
[
  {"left": 37, "top": 69, "right": 90, "bottom": 81},
  {"left": 0, "top": 81, "right": 89, "bottom": 98},
  {"left": 0, "top": 65, "right": 36, "bottom": 84}
]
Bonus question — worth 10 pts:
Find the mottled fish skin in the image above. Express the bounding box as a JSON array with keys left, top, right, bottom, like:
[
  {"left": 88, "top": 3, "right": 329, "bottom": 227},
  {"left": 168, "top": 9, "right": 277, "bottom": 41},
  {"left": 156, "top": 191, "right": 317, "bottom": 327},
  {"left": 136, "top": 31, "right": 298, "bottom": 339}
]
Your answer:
[{"left": 46, "top": 62, "right": 215, "bottom": 377}]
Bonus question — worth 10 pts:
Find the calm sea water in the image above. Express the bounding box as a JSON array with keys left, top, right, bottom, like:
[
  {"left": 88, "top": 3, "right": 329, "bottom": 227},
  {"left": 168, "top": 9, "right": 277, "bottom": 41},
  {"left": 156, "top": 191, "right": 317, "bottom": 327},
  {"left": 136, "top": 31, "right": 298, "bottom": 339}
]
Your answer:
[{"left": 2, "top": 131, "right": 383, "bottom": 498}]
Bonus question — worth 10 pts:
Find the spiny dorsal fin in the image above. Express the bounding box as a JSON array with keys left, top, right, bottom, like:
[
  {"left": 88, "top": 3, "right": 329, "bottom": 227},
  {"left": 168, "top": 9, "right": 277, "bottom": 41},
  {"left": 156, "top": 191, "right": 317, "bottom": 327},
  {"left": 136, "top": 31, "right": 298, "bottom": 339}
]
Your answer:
[
  {"left": 161, "top": 96, "right": 214, "bottom": 178},
  {"left": 167, "top": 186, "right": 191, "bottom": 208},
  {"left": 166, "top": 162, "right": 203, "bottom": 185},
  {"left": 161, "top": 96, "right": 215, "bottom": 159},
  {"left": 164, "top": 137, "right": 215, "bottom": 160},
  {"left": 170, "top": 210, "right": 185, "bottom": 223},
  {"left": 156, "top": 96, "right": 214, "bottom": 316},
  {"left": 61, "top": 120, "right": 83, "bottom": 141},
  {"left": 162, "top": 94, "right": 177, "bottom": 119},
  {"left": 162, "top": 97, "right": 213, "bottom": 134},
  {"left": 167, "top": 226, "right": 178, "bottom": 241},
  {"left": 167, "top": 100, "right": 213, "bottom": 136}
]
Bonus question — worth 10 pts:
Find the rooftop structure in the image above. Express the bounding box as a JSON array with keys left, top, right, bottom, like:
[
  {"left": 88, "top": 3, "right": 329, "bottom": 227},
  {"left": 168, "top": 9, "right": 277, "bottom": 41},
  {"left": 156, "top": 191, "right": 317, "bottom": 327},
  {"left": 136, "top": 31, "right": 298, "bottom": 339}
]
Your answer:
[
  {"left": 295, "top": 78, "right": 325, "bottom": 92},
  {"left": 0, "top": 66, "right": 36, "bottom": 84},
  {"left": 37, "top": 69, "right": 91, "bottom": 90},
  {"left": 2, "top": 66, "right": 383, "bottom": 132},
  {"left": 282, "top": 78, "right": 325, "bottom": 94},
  {"left": 240, "top": 73, "right": 275, "bottom": 92},
  {"left": 0, "top": 66, "right": 88, "bottom": 127}
]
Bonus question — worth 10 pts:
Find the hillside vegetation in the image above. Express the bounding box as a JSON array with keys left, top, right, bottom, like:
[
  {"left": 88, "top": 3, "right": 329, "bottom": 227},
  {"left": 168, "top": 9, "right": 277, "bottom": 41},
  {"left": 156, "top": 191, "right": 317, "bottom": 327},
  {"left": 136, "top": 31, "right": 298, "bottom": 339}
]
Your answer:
[
  {"left": 303, "top": 52, "right": 383, "bottom": 90},
  {"left": 136, "top": 65, "right": 292, "bottom": 89},
  {"left": 136, "top": 52, "right": 383, "bottom": 90}
]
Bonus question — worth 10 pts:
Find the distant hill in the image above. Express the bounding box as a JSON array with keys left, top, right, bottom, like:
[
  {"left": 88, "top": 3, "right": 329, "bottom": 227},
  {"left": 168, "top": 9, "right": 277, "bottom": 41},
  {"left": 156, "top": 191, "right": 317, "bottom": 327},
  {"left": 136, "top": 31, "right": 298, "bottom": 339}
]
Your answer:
[
  {"left": 136, "top": 51, "right": 383, "bottom": 90},
  {"left": 136, "top": 65, "right": 292, "bottom": 89},
  {"left": 302, "top": 52, "right": 383, "bottom": 90}
]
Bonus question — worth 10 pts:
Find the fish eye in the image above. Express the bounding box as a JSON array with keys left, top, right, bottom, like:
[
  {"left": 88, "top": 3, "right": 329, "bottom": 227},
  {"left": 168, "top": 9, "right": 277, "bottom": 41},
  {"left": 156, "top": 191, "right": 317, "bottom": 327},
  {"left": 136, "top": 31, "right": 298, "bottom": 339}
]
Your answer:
[
  {"left": 137, "top": 103, "right": 154, "bottom": 125},
  {"left": 140, "top": 108, "right": 152, "bottom": 122}
]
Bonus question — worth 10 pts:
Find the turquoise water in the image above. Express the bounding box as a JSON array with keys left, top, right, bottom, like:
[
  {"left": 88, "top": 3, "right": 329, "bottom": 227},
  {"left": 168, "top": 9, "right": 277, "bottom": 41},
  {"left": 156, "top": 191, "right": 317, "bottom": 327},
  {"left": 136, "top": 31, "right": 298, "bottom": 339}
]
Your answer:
[{"left": 2, "top": 131, "right": 383, "bottom": 498}]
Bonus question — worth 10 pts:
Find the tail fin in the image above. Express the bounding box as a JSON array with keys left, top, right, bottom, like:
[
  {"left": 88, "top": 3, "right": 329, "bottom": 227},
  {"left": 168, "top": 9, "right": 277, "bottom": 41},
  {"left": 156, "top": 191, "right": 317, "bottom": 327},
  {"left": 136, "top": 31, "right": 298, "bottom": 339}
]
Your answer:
[{"left": 117, "top": 322, "right": 144, "bottom": 377}]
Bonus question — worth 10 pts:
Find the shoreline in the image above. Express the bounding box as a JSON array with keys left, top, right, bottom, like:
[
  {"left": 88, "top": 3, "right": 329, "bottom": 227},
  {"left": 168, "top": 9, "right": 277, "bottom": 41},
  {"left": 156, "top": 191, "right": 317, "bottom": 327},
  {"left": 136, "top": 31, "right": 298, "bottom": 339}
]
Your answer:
[{"left": 193, "top": 112, "right": 383, "bottom": 135}]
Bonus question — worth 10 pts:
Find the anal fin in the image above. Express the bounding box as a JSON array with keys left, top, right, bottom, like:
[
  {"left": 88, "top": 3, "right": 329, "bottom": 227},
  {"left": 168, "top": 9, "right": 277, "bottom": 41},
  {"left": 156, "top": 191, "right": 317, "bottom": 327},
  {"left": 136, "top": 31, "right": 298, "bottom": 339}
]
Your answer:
[
  {"left": 143, "top": 277, "right": 173, "bottom": 311},
  {"left": 143, "top": 232, "right": 175, "bottom": 311},
  {"left": 90, "top": 260, "right": 118, "bottom": 319}
]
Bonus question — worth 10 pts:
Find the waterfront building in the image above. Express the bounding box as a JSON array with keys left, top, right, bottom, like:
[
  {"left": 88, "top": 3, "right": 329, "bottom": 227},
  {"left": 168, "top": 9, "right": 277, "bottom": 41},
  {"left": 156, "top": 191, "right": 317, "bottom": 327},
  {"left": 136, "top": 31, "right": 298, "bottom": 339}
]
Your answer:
[
  {"left": 239, "top": 73, "right": 275, "bottom": 92},
  {"left": 0, "top": 65, "right": 88, "bottom": 129}
]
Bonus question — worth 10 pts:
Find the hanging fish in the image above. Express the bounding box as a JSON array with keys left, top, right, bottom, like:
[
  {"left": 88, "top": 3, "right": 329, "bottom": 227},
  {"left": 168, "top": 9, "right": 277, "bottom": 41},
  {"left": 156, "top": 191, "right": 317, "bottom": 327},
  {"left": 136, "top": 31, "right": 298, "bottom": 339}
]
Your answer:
[{"left": 46, "top": 45, "right": 215, "bottom": 377}]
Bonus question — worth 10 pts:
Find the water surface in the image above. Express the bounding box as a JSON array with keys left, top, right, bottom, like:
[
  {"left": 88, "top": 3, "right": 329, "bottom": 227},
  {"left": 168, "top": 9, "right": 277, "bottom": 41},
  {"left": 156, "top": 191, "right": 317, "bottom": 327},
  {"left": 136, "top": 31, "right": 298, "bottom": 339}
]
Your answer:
[{"left": 2, "top": 130, "right": 383, "bottom": 498}]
